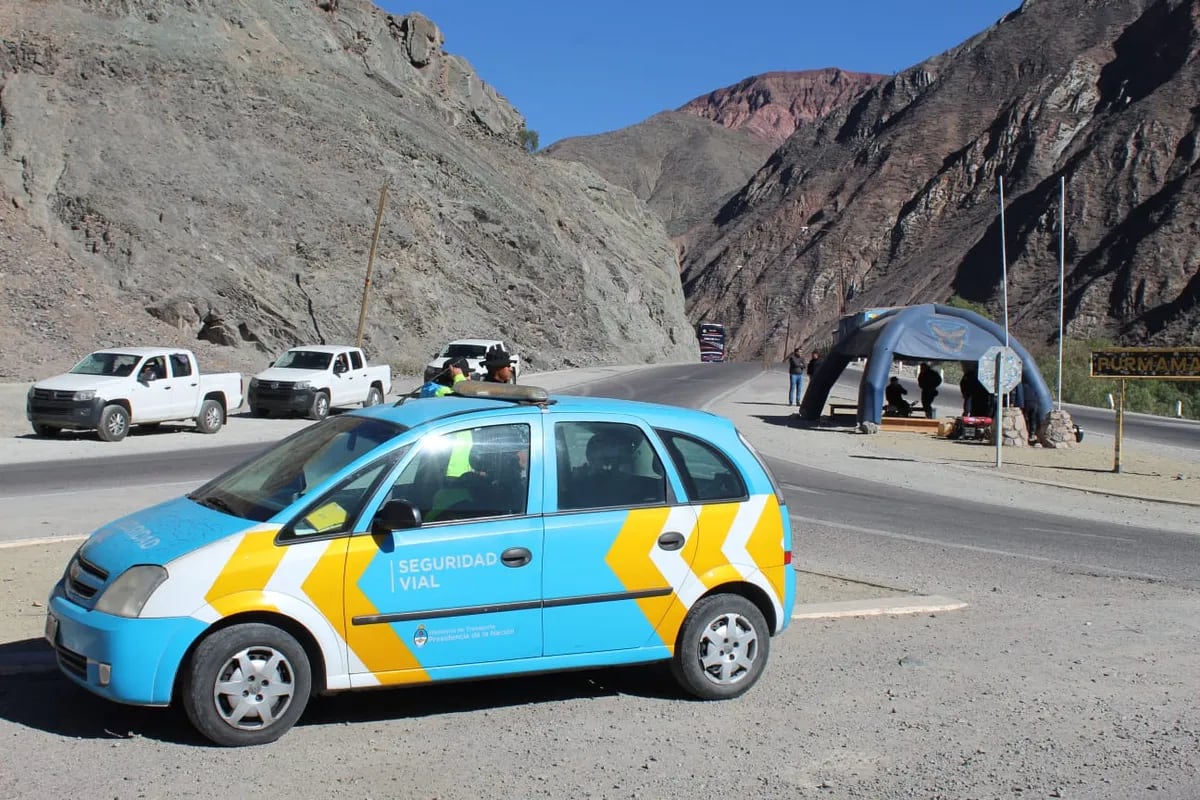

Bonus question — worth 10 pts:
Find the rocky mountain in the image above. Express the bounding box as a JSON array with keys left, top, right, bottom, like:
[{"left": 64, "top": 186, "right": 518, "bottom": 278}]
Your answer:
[
  {"left": 676, "top": 69, "right": 886, "bottom": 145},
  {"left": 544, "top": 70, "right": 882, "bottom": 238},
  {"left": 544, "top": 113, "right": 776, "bottom": 237},
  {"left": 681, "top": 0, "right": 1200, "bottom": 359},
  {"left": 0, "top": 0, "right": 696, "bottom": 381}
]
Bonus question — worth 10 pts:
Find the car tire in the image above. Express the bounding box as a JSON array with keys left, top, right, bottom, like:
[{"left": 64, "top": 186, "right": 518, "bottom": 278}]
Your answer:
[
  {"left": 196, "top": 399, "right": 225, "bottom": 434},
  {"left": 363, "top": 387, "right": 383, "bottom": 408},
  {"left": 31, "top": 423, "right": 60, "bottom": 438},
  {"left": 309, "top": 392, "right": 330, "bottom": 421},
  {"left": 96, "top": 404, "right": 130, "bottom": 442},
  {"left": 181, "top": 623, "right": 312, "bottom": 747},
  {"left": 671, "top": 593, "right": 769, "bottom": 700}
]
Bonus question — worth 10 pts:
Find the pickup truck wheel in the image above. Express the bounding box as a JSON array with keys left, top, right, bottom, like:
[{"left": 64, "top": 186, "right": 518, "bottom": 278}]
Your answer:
[
  {"left": 31, "top": 423, "right": 60, "bottom": 438},
  {"left": 181, "top": 623, "right": 311, "bottom": 747},
  {"left": 671, "top": 594, "right": 769, "bottom": 700},
  {"left": 308, "top": 392, "right": 330, "bottom": 421},
  {"left": 363, "top": 387, "right": 383, "bottom": 408},
  {"left": 196, "top": 399, "right": 225, "bottom": 434},
  {"left": 96, "top": 405, "right": 130, "bottom": 442}
]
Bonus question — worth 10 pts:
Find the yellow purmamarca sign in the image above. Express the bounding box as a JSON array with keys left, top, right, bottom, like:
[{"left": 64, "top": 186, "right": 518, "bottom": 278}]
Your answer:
[{"left": 1090, "top": 348, "right": 1200, "bottom": 380}]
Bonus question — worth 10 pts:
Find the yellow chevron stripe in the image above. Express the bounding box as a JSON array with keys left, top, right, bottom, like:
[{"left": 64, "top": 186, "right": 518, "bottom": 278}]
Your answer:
[
  {"left": 301, "top": 539, "right": 351, "bottom": 641},
  {"left": 605, "top": 507, "right": 676, "bottom": 635},
  {"left": 343, "top": 535, "right": 428, "bottom": 683},
  {"left": 205, "top": 529, "right": 287, "bottom": 613},
  {"left": 742, "top": 495, "right": 787, "bottom": 605},
  {"left": 690, "top": 502, "right": 742, "bottom": 590},
  {"left": 208, "top": 590, "right": 280, "bottom": 619}
]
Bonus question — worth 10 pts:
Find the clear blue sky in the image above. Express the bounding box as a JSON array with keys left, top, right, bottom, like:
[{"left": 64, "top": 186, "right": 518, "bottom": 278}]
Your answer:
[{"left": 382, "top": 1, "right": 1021, "bottom": 147}]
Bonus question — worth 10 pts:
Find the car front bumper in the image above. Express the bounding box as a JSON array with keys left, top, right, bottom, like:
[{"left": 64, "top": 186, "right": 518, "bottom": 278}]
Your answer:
[
  {"left": 248, "top": 386, "right": 317, "bottom": 413},
  {"left": 27, "top": 395, "right": 105, "bottom": 430},
  {"left": 46, "top": 582, "right": 207, "bottom": 706}
]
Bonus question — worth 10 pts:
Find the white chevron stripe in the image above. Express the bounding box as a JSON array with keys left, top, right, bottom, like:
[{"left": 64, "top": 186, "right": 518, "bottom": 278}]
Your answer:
[
  {"left": 648, "top": 504, "right": 702, "bottom": 606},
  {"left": 721, "top": 494, "right": 769, "bottom": 579},
  {"left": 266, "top": 541, "right": 350, "bottom": 685},
  {"left": 141, "top": 532, "right": 246, "bottom": 619}
]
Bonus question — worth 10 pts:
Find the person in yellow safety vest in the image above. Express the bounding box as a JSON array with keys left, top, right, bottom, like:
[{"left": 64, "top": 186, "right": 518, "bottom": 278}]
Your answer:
[{"left": 433, "top": 357, "right": 470, "bottom": 397}]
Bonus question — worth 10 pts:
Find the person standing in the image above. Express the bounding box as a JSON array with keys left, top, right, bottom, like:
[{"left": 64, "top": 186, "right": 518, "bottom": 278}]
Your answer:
[
  {"left": 482, "top": 345, "right": 515, "bottom": 383},
  {"left": 785, "top": 347, "right": 806, "bottom": 406},
  {"left": 917, "top": 363, "right": 942, "bottom": 419}
]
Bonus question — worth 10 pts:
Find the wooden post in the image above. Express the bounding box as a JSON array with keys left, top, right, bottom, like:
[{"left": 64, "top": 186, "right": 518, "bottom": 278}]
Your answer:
[{"left": 355, "top": 184, "right": 389, "bottom": 349}]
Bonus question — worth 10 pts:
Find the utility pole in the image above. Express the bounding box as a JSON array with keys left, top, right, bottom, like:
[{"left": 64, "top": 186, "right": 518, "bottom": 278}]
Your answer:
[{"left": 355, "top": 183, "right": 389, "bottom": 349}]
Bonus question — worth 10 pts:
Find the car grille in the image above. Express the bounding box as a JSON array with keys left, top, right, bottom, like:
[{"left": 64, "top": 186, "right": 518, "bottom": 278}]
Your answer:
[
  {"left": 32, "top": 388, "right": 76, "bottom": 401},
  {"left": 254, "top": 381, "right": 298, "bottom": 400},
  {"left": 55, "top": 644, "right": 87, "bottom": 679},
  {"left": 64, "top": 555, "right": 109, "bottom": 606}
]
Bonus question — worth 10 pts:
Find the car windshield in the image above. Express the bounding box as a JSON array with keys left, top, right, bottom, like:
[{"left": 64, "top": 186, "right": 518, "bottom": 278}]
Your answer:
[
  {"left": 69, "top": 352, "right": 141, "bottom": 377},
  {"left": 188, "top": 416, "right": 407, "bottom": 522},
  {"left": 441, "top": 344, "right": 488, "bottom": 358},
  {"left": 274, "top": 350, "right": 333, "bottom": 370}
]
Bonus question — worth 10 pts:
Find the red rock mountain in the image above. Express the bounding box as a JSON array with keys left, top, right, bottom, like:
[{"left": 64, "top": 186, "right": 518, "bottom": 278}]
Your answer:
[{"left": 676, "top": 69, "right": 886, "bottom": 145}]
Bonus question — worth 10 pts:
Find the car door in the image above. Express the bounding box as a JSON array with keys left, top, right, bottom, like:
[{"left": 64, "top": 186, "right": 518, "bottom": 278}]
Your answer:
[
  {"left": 541, "top": 415, "right": 698, "bottom": 657},
  {"left": 330, "top": 351, "right": 365, "bottom": 407},
  {"left": 134, "top": 355, "right": 173, "bottom": 421},
  {"left": 342, "top": 415, "right": 544, "bottom": 686},
  {"left": 160, "top": 352, "right": 199, "bottom": 419}
]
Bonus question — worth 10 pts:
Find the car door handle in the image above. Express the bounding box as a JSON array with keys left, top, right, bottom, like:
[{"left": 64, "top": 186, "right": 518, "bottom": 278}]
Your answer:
[
  {"left": 501, "top": 547, "right": 532, "bottom": 568},
  {"left": 657, "top": 531, "right": 686, "bottom": 551}
]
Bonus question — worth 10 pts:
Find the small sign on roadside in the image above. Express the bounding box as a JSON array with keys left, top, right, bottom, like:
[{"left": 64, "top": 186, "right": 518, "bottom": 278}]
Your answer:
[
  {"left": 1090, "top": 348, "right": 1200, "bottom": 380},
  {"left": 977, "top": 345, "right": 1022, "bottom": 395}
]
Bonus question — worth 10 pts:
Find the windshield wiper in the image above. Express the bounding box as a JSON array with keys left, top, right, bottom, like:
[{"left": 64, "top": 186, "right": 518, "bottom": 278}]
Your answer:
[{"left": 194, "top": 495, "right": 238, "bottom": 516}]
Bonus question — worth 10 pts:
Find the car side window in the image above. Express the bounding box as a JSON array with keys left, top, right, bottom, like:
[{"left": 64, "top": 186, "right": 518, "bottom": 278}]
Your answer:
[
  {"left": 349, "top": 350, "right": 364, "bottom": 370},
  {"left": 387, "top": 423, "right": 530, "bottom": 524},
  {"left": 556, "top": 421, "right": 666, "bottom": 511},
  {"left": 169, "top": 353, "right": 193, "bottom": 378},
  {"left": 139, "top": 356, "right": 167, "bottom": 382},
  {"left": 286, "top": 453, "right": 402, "bottom": 540},
  {"left": 656, "top": 430, "right": 747, "bottom": 502}
]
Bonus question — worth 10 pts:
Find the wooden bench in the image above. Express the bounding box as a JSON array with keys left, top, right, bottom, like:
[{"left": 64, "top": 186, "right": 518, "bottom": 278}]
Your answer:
[{"left": 827, "top": 403, "right": 857, "bottom": 418}]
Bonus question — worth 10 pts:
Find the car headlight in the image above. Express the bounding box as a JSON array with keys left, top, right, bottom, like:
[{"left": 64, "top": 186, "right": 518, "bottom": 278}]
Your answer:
[
  {"left": 293, "top": 380, "right": 312, "bottom": 390},
  {"left": 93, "top": 565, "right": 168, "bottom": 618},
  {"left": 74, "top": 390, "right": 96, "bottom": 401},
  {"left": 248, "top": 378, "right": 259, "bottom": 388}
]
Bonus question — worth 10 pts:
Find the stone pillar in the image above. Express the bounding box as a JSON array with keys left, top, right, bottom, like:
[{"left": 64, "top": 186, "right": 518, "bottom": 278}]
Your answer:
[
  {"left": 1037, "top": 408, "right": 1077, "bottom": 449},
  {"left": 1001, "top": 407, "right": 1028, "bottom": 447}
]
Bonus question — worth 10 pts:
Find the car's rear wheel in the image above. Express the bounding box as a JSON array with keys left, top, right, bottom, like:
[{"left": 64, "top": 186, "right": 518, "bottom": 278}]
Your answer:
[
  {"left": 671, "top": 593, "right": 769, "bottom": 700},
  {"left": 181, "top": 623, "right": 311, "bottom": 747},
  {"left": 363, "top": 387, "right": 383, "bottom": 407},
  {"left": 196, "top": 399, "right": 224, "bottom": 434},
  {"left": 309, "top": 392, "right": 330, "bottom": 421},
  {"left": 96, "top": 404, "right": 130, "bottom": 442}
]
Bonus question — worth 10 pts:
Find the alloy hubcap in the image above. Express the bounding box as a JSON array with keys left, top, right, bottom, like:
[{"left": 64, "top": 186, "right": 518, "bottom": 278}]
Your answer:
[
  {"left": 212, "top": 646, "right": 296, "bottom": 731},
  {"left": 697, "top": 612, "right": 758, "bottom": 685}
]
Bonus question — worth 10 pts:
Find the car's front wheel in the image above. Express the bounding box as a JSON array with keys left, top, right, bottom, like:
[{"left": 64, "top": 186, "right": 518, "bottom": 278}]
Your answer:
[
  {"left": 363, "top": 387, "right": 383, "bottom": 407},
  {"left": 96, "top": 404, "right": 130, "bottom": 442},
  {"left": 671, "top": 593, "right": 769, "bottom": 700},
  {"left": 181, "top": 623, "right": 312, "bottom": 747},
  {"left": 31, "top": 423, "right": 60, "bottom": 438},
  {"left": 309, "top": 392, "right": 330, "bottom": 421}
]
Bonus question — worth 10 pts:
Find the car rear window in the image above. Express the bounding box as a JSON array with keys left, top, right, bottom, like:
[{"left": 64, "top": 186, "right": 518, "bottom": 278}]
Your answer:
[{"left": 655, "top": 430, "right": 748, "bottom": 502}]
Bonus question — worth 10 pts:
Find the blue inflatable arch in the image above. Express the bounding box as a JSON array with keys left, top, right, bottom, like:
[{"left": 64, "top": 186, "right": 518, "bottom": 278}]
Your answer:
[{"left": 801, "top": 304, "right": 1053, "bottom": 426}]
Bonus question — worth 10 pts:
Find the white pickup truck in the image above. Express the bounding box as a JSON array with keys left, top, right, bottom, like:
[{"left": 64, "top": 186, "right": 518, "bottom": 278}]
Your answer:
[
  {"left": 248, "top": 345, "right": 392, "bottom": 420},
  {"left": 423, "top": 339, "right": 522, "bottom": 383},
  {"left": 26, "top": 347, "right": 244, "bottom": 442}
]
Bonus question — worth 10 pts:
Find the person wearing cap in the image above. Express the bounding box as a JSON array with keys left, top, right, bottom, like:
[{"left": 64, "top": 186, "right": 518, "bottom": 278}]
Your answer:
[
  {"left": 482, "top": 345, "right": 515, "bottom": 384},
  {"left": 432, "top": 356, "right": 470, "bottom": 397}
]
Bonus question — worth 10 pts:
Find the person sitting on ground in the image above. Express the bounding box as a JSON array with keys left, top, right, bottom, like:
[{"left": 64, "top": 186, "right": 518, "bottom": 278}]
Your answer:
[{"left": 885, "top": 376, "right": 911, "bottom": 417}]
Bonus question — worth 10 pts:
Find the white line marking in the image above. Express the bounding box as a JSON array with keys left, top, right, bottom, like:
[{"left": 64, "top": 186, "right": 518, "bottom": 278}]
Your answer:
[
  {"left": 791, "top": 514, "right": 1169, "bottom": 581},
  {"left": 781, "top": 483, "right": 824, "bottom": 495},
  {"left": 791, "top": 595, "right": 968, "bottom": 620},
  {"left": 1, "top": 480, "right": 199, "bottom": 501},
  {"left": 1022, "top": 526, "right": 1133, "bottom": 542},
  {"left": 0, "top": 534, "right": 88, "bottom": 550}
]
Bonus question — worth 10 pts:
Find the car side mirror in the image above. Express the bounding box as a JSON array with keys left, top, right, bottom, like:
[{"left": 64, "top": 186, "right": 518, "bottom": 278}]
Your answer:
[{"left": 371, "top": 499, "right": 421, "bottom": 535}]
